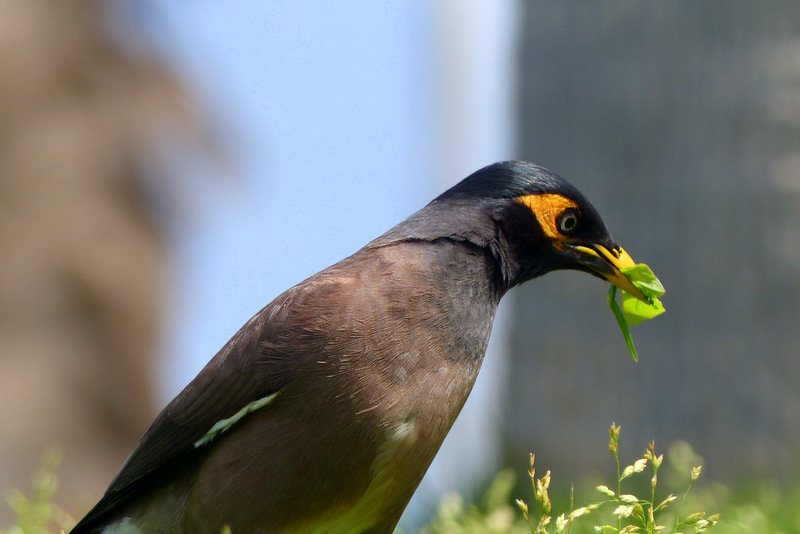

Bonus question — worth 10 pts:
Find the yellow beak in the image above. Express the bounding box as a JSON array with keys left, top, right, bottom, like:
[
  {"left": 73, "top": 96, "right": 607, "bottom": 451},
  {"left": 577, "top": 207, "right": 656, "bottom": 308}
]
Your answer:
[{"left": 571, "top": 244, "right": 645, "bottom": 300}]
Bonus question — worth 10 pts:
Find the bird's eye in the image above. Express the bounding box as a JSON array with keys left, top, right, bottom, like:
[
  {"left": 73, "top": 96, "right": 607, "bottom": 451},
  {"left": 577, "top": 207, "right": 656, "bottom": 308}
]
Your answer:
[{"left": 557, "top": 210, "right": 579, "bottom": 234}]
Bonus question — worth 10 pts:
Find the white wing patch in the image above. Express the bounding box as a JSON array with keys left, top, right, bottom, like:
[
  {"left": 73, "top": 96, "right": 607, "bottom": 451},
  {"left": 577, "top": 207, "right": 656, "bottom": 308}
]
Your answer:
[
  {"left": 102, "top": 517, "right": 142, "bottom": 534},
  {"left": 194, "top": 391, "right": 281, "bottom": 448}
]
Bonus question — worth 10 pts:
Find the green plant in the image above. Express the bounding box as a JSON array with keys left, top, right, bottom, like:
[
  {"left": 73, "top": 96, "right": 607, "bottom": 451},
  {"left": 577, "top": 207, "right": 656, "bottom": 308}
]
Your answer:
[
  {"left": 15, "top": 426, "right": 798, "bottom": 534},
  {"left": 417, "top": 469, "right": 530, "bottom": 534},
  {"left": 1, "top": 449, "right": 71, "bottom": 534},
  {"left": 516, "top": 423, "right": 718, "bottom": 534}
]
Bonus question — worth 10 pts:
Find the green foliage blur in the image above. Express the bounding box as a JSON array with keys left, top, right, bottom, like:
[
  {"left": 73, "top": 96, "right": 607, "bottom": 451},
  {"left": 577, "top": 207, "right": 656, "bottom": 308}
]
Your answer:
[
  {"left": 418, "top": 425, "right": 799, "bottom": 534},
  {"left": 4, "top": 427, "right": 800, "bottom": 533},
  {"left": 1, "top": 449, "right": 70, "bottom": 534}
]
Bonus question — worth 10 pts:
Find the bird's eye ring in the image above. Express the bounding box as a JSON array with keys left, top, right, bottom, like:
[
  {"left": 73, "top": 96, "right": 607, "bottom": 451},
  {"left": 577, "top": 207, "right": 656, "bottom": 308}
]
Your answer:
[{"left": 557, "top": 210, "right": 579, "bottom": 234}]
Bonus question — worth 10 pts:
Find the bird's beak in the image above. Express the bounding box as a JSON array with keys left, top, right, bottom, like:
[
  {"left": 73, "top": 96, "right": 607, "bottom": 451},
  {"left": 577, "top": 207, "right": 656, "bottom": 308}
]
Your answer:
[{"left": 568, "top": 243, "right": 646, "bottom": 300}]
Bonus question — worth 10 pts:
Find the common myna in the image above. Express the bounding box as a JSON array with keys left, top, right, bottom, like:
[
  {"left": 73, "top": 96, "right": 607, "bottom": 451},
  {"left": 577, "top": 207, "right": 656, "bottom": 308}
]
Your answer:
[{"left": 71, "top": 161, "right": 646, "bottom": 534}]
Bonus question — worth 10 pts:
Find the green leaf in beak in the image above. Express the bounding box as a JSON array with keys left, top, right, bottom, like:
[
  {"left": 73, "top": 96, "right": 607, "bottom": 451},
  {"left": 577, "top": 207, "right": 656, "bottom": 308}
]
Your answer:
[
  {"left": 608, "top": 286, "right": 639, "bottom": 362},
  {"left": 620, "top": 264, "right": 665, "bottom": 299},
  {"left": 607, "top": 263, "right": 666, "bottom": 361}
]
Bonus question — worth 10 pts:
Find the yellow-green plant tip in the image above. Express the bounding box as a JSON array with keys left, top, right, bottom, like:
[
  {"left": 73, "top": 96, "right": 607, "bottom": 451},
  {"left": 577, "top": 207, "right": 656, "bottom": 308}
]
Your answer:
[
  {"left": 621, "top": 464, "right": 634, "bottom": 479},
  {"left": 691, "top": 465, "right": 702, "bottom": 481},
  {"left": 596, "top": 484, "right": 616, "bottom": 497},
  {"left": 683, "top": 511, "right": 707, "bottom": 524},
  {"left": 608, "top": 423, "right": 621, "bottom": 452},
  {"left": 570, "top": 506, "right": 593, "bottom": 519},
  {"left": 556, "top": 513, "right": 569, "bottom": 531},
  {"left": 515, "top": 498, "right": 529, "bottom": 513},
  {"left": 613, "top": 504, "right": 635, "bottom": 518},
  {"left": 655, "top": 494, "right": 677, "bottom": 511},
  {"left": 621, "top": 459, "right": 646, "bottom": 479},
  {"left": 634, "top": 458, "right": 648, "bottom": 472}
]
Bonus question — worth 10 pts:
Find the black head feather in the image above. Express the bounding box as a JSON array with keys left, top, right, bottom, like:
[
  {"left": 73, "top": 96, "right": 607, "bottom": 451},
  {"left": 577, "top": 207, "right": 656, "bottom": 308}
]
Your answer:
[
  {"left": 372, "top": 160, "right": 620, "bottom": 292},
  {"left": 435, "top": 161, "right": 587, "bottom": 202}
]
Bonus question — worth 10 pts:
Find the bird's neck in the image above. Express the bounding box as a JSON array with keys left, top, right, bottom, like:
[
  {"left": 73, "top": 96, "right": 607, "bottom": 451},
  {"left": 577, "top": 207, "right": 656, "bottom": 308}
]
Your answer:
[{"left": 367, "top": 199, "right": 521, "bottom": 297}]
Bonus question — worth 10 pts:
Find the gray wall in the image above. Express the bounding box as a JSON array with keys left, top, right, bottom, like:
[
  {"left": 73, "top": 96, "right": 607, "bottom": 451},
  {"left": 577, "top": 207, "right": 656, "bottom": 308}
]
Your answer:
[{"left": 507, "top": 2, "right": 800, "bottom": 481}]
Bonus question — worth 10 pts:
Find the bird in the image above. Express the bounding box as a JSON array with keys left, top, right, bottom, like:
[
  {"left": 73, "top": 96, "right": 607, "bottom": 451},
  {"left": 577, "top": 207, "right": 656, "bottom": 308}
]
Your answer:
[{"left": 70, "top": 161, "right": 646, "bottom": 534}]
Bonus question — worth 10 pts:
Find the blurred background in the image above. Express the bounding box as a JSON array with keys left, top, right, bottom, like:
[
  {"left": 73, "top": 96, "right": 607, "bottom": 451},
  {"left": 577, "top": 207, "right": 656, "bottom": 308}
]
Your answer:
[{"left": 2, "top": 0, "right": 800, "bottom": 529}]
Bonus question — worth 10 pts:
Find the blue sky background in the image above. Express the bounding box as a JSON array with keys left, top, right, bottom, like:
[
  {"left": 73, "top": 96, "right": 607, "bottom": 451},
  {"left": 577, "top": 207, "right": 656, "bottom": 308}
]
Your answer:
[
  {"left": 146, "top": 3, "right": 434, "bottom": 395},
  {"left": 129, "top": 1, "right": 516, "bottom": 525}
]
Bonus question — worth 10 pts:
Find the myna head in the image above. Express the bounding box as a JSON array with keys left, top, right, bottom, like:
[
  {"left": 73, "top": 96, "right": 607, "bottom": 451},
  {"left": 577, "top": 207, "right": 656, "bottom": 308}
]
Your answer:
[{"left": 388, "top": 161, "right": 645, "bottom": 298}]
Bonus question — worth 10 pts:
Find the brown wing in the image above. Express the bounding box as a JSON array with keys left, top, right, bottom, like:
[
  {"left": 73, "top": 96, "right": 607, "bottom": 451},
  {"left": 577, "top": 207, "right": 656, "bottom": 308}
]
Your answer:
[{"left": 70, "top": 291, "right": 303, "bottom": 533}]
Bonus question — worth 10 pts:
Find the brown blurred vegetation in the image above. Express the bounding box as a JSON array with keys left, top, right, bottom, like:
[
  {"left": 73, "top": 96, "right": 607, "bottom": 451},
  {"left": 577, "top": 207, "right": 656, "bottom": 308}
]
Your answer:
[{"left": 0, "top": 0, "right": 205, "bottom": 520}]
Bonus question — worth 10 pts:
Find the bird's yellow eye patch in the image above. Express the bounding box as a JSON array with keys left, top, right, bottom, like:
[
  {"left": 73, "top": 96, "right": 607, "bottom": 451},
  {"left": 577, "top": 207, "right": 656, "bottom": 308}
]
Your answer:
[{"left": 517, "top": 193, "right": 580, "bottom": 240}]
